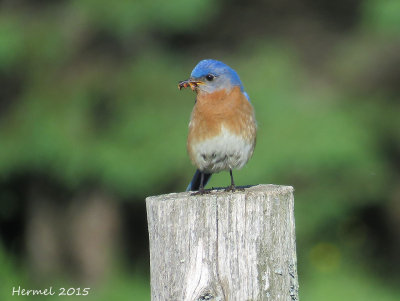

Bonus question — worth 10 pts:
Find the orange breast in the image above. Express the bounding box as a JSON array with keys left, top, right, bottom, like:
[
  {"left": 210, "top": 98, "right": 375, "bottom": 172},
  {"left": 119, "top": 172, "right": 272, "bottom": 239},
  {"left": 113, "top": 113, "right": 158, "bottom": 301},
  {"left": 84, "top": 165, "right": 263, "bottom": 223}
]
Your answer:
[{"left": 187, "top": 86, "right": 257, "bottom": 162}]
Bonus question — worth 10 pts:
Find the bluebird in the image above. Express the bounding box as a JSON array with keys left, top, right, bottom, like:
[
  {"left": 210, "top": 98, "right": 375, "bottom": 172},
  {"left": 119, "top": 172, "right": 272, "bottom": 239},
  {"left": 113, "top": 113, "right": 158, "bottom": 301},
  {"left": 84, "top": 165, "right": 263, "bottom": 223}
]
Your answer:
[{"left": 179, "top": 59, "right": 257, "bottom": 194}]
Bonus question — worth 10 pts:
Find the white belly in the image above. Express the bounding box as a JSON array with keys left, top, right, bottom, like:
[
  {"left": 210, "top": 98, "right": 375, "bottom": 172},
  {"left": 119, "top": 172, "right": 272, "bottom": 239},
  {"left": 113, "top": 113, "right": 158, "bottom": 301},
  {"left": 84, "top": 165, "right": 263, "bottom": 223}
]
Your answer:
[{"left": 191, "top": 126, "right": 255, "bottom": 173}]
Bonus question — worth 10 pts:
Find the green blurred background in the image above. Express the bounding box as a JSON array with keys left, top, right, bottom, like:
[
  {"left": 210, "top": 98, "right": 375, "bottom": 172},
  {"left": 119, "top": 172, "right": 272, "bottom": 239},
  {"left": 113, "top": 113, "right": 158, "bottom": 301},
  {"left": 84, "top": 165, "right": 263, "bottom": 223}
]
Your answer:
[{"left": 0, "top": 0, "right": 400, "bottom": 300}]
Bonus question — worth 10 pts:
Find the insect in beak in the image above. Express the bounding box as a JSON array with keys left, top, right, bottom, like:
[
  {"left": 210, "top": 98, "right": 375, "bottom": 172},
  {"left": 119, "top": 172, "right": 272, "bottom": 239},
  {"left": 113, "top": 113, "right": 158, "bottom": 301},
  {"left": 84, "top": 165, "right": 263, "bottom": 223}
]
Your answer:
[{"left": 178, "top": 80, "right": 204, "bottom": 91}]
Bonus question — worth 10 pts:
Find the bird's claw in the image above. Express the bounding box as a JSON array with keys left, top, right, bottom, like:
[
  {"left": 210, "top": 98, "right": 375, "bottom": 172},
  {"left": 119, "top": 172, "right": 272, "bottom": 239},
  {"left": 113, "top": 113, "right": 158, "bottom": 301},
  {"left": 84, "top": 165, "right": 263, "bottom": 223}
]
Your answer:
[
  {"left": 224, "top": 185, "right": 244, "bottom": 192},
  {"left": 191, "top": 188, "right": 211, "bottom": 196}
]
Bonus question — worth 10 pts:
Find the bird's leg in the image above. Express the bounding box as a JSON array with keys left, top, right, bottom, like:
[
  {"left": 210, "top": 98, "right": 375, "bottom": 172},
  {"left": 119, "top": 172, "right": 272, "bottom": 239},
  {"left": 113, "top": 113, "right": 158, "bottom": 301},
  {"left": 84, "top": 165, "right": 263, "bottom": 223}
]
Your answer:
[
  {"left": 192, "top": 171, "right": 210, "bottom": 195},
  {"left": 199, "top": 172, "right": 206, "bottom": 194},
  {"left": 225, "top": 169, "right": 236, "bottom": 192},
  {"left": 229, "top": 168, "right": 235, "bottom": 189},
  {"left": 225, "top": 169, "right": 244, "bottom": 192}
]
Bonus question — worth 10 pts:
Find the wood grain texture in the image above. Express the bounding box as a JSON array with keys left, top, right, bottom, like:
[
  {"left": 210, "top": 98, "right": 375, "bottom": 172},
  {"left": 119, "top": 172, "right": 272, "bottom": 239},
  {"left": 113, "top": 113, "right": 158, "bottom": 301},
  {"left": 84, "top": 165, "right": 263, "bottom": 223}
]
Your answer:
[{"left": 146, "top": 184, "right": 299, "bottom": 301}]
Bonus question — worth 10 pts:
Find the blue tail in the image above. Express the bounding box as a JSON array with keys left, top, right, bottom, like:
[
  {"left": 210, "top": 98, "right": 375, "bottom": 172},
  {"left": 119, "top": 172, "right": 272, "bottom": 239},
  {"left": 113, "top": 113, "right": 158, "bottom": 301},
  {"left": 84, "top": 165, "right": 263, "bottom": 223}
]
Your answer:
[{"left": 186, "top": 169, "right": 212, "bottom": 191}]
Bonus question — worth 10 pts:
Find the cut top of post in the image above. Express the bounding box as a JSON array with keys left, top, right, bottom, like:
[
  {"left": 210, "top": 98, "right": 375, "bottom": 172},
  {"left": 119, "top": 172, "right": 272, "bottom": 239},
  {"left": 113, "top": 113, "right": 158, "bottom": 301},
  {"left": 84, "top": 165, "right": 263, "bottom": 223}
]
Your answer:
[{"left": 146, "top": 184, "right": 294, "bottom": 203}]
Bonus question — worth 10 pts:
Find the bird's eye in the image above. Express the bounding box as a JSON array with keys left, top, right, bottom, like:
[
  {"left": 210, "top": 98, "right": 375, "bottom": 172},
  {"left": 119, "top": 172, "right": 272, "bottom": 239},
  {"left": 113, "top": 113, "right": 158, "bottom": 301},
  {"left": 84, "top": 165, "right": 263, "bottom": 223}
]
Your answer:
[{"left": 205, "top": 74, "right": 215, "bottom": 81}]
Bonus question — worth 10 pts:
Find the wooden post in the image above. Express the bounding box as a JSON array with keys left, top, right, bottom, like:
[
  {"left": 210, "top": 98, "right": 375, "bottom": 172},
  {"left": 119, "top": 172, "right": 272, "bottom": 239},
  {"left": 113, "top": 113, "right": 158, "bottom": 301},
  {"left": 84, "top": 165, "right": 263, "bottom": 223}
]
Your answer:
[{"left": 146, "top": 184, "right": 299, "bottom": 301}]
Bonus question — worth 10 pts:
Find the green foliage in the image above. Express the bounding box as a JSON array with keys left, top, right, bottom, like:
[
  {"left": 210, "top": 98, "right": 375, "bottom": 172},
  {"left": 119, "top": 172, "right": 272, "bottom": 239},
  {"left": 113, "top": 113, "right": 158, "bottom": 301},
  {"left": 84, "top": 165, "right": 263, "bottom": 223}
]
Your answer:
[
  {"left": 302, "top": 262, "right": 399, "bottom": 301},
  {"left": 72, "top": 0, "right": 215, "bottom": 36},
  {"left": 363, "top": 0, "right": 400, "bottom": 34}
]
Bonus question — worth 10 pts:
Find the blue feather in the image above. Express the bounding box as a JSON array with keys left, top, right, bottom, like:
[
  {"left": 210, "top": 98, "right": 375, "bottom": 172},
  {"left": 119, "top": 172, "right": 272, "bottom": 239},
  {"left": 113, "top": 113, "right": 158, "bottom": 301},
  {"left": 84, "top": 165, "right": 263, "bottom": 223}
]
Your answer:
[
  {"left": 191, "top": 59, "right": 246, "bottom": 93},
  {"left": 186, "top": 170, "right": 212, "bottom": 191}
]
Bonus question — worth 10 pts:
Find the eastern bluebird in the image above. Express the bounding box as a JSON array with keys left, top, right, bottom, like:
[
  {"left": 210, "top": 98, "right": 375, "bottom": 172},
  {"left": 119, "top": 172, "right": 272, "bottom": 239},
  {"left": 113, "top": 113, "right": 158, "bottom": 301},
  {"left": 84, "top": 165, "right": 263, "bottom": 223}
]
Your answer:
[{"left": 179, "top": 59, "right": 257, "bottom": 194}]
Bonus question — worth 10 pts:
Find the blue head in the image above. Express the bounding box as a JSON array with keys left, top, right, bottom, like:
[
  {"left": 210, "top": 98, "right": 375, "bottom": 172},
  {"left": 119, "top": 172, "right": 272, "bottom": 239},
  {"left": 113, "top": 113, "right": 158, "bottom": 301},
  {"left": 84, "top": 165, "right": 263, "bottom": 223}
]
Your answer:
[{"left": 179, "top": 59, "right": 246, "bottom": 95}]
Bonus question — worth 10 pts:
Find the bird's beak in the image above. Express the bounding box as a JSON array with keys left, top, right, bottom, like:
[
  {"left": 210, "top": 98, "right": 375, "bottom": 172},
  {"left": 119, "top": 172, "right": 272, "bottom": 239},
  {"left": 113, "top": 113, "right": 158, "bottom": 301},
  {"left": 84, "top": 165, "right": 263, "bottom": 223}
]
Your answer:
[{"left": 178, "top": 79, "right": 204, "bottom": 91}]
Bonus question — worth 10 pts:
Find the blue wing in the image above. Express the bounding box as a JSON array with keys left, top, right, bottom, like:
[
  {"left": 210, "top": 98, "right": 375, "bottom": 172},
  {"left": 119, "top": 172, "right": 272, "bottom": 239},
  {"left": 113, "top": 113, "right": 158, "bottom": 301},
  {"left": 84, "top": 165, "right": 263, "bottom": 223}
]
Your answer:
[
  {"left": 243, "top": 91, "right": 250, "bottom": 102},
  {"left": 186, "top": 169, "right": 212, "bottom": 191}
]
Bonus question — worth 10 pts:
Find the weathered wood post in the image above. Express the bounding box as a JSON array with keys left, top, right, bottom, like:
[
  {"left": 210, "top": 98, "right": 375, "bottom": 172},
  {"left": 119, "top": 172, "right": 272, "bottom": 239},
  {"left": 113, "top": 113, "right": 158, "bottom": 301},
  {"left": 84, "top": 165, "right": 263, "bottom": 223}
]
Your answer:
[{"left": 146, "top": 184, "right": 299, "bottom": 301}]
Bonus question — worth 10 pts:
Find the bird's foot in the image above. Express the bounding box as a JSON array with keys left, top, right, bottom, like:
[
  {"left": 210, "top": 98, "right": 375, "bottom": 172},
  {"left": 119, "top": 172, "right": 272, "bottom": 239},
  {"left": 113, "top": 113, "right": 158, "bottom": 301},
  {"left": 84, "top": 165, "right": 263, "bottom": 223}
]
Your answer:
[
  {"left": 224, "top": 185, "right": 244, "bottom": 192},
  {"left": 191, "top": 188, "right": 211, "bottom": 196}
]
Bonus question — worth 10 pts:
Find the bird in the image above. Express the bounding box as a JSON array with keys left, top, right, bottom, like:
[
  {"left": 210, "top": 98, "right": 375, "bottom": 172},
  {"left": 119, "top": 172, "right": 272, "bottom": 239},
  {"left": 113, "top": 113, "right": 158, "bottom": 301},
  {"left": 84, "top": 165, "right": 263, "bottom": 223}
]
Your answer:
[{"left": 178, "top": 59, "right": 257, "bottom": 194}]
